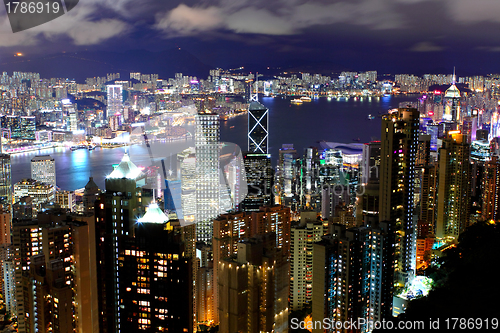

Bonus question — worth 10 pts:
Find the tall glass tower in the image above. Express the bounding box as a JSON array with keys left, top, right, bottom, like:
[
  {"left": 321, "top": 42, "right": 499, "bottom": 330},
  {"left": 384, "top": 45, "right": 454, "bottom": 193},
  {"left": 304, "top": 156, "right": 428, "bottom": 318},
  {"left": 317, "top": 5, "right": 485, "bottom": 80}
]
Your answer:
[
  {"left": 195, "top": 113, "right": 220, "bottom": 244},
  {"left": 248, "top": 99, "right": 269, "bottom": 154}
]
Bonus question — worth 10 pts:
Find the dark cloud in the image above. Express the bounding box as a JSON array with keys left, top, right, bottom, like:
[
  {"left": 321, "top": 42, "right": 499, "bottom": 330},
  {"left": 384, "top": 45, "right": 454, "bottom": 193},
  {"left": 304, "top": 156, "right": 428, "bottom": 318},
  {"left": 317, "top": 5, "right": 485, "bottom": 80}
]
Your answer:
[{"left": 0, "top": 0, "right": 498, "bottom": 73}]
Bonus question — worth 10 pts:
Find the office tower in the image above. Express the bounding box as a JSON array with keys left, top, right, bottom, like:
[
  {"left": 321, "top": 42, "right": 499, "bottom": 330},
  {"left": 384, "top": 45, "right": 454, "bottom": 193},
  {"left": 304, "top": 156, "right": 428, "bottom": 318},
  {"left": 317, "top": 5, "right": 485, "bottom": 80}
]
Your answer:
[
  {"left": 164, "top": 179, "right": 182, "bottom": 218},
  {"left": 106, "top": 85, "right": 123, "bottom": 119},
  {"left": 95, "top": 153, "right": 148, "bottom": 333},
  {"left": 299, "top": 147, "right": 320, "bottom": 210},
  {"left": 55, "top": 190, "right": 76, "bottom": 212},
  {"left": 119, "top": 203, "right": 193, "bottom": 332},
  {"left": 247, "top": 98, "right": 269, "bottom": 154},
  {"left": 311, "top": 221, "right": 395, "bottom": 333},
  {"left": 83, "top": 176, "right": 100, "bottom": 213},
  {"left": 178, "top": 148, "right": 196, "bottom": 224},
  {"left": 31, "top": 155, "right": 56, "bottom": 187},
  {"left": 241, "top": 152, "right": 273, "bottom": 213},
  {"left": 218, "top": 234, "right": 288, "bottom": 333},
  {"left": 443, "top": 71, "right": 461, "bottom": 123},
  {"left": 13, "top": 179, "right": 55, "bottom": 216},
  {"left": 436, "top": 133, "right": 471, "bottom": 239},
  {"left": 482, "top": 156, "right": 500, "bottom": 221},
  {"left": 379, "top": 108, "right": 419, "bottom": 286},
  {"left": 289, "top": 213, "right": 326, "bottom": 311},
  {"left": 0, "top": 153, "right": 11, "bottom": 205},
  {"left": 276, "top": 144, "right": 299, "bottom": 208},
  {"left": 195, "top": 113, "right": 220, "bottom": 244}
]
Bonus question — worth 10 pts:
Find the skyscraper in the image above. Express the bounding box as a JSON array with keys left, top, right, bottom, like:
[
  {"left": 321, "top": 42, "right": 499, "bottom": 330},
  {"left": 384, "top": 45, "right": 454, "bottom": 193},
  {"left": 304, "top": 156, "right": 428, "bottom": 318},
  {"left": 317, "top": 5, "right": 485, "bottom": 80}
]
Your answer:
[
  {"left": 120, "top": 203, "right": 193, "bottom": 332},
  {"left": 247, "top": 97, "right": 269, "bottom": 154},
  {"left": 106, "top": 85, "right": 123, "bottom": 119},
  {"left": 31, "top": 155, "right": 56, "bottom": 187},
  {"left": 0, "top": 153, "right": 11, "bottom": 205},
  {"left": 195, "top": 113, "right": 220, "bottom": 244},
  {"left": 95, "top": 153, "right": 149, "bottom": 333},
  {"left": 379, "top": 108, "right": 419, "bottom": 286},
  {"left": 241, "top": 153, "right": 273, "bottom": 212},
  {"left": 443, "top": 71, "right": 461, "bottom": 123},
  {"left": 312, "top": 221, "right": 395, "bottom": 333},
  {"left": 436, "top": 132, "right": 471, "bottom": 239}
]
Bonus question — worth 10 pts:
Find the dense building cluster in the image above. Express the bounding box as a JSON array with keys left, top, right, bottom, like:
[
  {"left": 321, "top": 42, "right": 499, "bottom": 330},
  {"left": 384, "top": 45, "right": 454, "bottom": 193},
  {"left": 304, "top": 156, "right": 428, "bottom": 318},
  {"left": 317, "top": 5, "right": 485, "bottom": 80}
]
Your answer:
[{"left": 0, "top": 68, "right": 498, "bottom": 332}]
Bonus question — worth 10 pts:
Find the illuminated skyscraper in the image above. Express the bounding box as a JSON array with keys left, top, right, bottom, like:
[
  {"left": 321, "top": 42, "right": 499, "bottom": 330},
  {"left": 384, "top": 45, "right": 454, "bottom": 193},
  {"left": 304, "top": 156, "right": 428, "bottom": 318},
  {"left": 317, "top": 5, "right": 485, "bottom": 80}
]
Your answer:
[
  {"left": 120, "top": 203, "right": 193, "bottom": 332},
  {"left": 379, "top": 108, "right": 419, "bottom": 286},
  {"left": 106, "top": 85, "right": 123, "bottom": 119},
  {"left": 241, "top": 153, "right": 273, "bottom": 212},
  {"left": 436, "top": 133, "right": 471, "bottom": 239},
  {"left": 195, "top": 113, "right": 220, "bottom": 244},
  {"left": 31, "top": 155, "right": 56, "bottom": 187},
  {"left": 95, "top": 153, "right": 149, "bottom": 333},
  {"left": 311, "top": 221, "right": 395, "bottom": 333},
  {"left": 443, "top": 70, "right": 461, "bottom": 123},
  {"left": 0, "top": 154, "right": 11, "bottom": 205},
  {"left": 248, "top": 97, "right": 268, "bottom": 154}
]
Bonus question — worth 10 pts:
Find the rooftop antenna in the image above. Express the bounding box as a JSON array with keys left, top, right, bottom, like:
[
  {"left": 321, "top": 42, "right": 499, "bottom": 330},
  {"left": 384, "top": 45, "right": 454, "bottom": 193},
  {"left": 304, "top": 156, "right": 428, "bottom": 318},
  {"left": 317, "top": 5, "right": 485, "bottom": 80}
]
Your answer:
[{"left": 452, "top": 67, "right": 456, "bottom": 85}]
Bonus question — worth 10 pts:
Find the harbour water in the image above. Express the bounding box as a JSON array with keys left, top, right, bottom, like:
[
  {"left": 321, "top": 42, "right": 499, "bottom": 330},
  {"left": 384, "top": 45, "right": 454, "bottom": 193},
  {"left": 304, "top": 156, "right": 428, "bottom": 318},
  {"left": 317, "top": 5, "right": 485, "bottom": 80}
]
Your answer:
[{"left": 10, "top": 95, "right": 419, "bottom": 191}]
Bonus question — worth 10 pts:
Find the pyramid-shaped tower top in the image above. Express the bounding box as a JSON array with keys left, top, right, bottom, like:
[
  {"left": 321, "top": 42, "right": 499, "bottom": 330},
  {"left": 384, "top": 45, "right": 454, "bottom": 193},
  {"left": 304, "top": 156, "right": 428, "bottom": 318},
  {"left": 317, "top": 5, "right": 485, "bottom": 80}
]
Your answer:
[
  {"left": 445, "top": 67, "right": 460, "bottom": 98},
  {"left": 107, "top": 153, "right": 143, "bottom": 179},
  {"left": 137, "top": 202, "right": 169, "bottom": 224}
]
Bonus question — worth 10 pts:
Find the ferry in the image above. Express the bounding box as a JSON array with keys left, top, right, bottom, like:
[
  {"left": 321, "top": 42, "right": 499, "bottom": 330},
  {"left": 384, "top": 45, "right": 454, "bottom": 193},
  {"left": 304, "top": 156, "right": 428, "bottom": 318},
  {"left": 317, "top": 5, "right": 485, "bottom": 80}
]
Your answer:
[
  {"left": 300, "top": 96, "right": 312, "bottom": 102},
  {"left": 70, "top": 145, "right": 88, "bottom": 151},
  {"left": 291, "top": 99, "right": 303, "bottom": 105}
]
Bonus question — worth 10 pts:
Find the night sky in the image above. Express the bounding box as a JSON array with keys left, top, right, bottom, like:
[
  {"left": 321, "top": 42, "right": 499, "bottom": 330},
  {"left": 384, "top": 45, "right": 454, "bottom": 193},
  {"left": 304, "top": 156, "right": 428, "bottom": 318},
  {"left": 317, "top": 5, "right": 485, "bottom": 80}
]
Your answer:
[{"left": 1, "top": 0, "right": 500, "bottom": 75}]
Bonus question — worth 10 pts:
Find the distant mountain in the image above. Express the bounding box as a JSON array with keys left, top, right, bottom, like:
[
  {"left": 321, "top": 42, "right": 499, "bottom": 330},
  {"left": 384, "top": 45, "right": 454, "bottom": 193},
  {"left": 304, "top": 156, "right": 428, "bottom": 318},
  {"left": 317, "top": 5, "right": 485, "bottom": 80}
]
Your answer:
[{"left": 0, "top": 49, "right": 213, "bottom": 82}]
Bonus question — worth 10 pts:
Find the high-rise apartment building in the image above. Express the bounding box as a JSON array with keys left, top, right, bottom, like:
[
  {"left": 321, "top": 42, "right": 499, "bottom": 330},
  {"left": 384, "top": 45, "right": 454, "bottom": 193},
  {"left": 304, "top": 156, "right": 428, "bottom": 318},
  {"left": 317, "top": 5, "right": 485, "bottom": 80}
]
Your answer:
[
  {"left": 95, "top": 153, "right": 149, "bottom": 333},
  {"left": 31, "top": 155, "right": 56, "bottom": 187},
  {"left": 312, "top": 221, "right": 395, "bottom": 333},
  {"left": 436, "top": 133, "right": 471, "bottom": 239},
  {"left": 119, "top": 203, "right": 193, "bottom": 332},
  {"left": 195, "top": 113, "right": 220, "bottom": 244},
  {"left": 289, "top": 213, "right": 326, "bottom": 311},
  {"left": 379, "top": 108, "right": 419, "bottom": 286},
  {"left": 218, "top": 234, "right": 289, "bottom": 333},
  {"left": 482, "top": 156, "right": 500, "bottom": 221}
]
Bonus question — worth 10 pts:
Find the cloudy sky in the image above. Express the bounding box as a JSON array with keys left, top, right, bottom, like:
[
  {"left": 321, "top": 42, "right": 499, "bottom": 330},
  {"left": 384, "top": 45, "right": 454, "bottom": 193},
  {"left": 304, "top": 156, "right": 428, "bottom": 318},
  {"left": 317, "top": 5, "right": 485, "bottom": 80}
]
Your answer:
[{"left": 1, "top": 0, "right": 500, "bottom": 74}]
